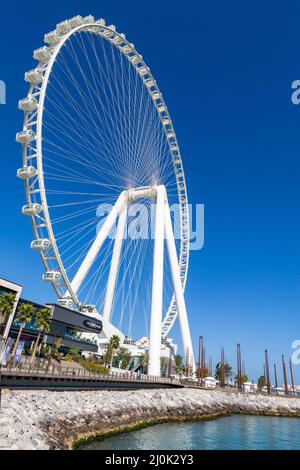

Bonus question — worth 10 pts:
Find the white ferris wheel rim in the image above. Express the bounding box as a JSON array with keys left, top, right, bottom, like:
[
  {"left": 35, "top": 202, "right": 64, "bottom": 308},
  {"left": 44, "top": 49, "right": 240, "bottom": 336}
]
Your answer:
[{"left": 19, "top": 16, "right": 190, "bottom": 338}]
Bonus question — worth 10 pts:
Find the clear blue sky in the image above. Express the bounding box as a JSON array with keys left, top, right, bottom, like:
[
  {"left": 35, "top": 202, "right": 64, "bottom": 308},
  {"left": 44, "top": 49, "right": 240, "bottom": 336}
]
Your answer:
[{"left": 1, "top": 0, "right": 300, "bottom": 383}]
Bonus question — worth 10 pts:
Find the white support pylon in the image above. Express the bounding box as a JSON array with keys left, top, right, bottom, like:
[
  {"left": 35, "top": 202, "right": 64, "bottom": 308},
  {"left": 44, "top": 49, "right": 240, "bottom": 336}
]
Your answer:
[
  {"left": 164, "top": 192, "right": 196, "bottom": 374},
  {"left": 148, "top": 185, "right": 165, "bottom": 377},
  {"left": 68, "top": 184, "right": 194, "bottom": 378},
  {"left": 71, "top": 191, "right": 128, "bottom": 295},
  {"left": 103, "top": 203, "right": 127, "bottom": 322}
]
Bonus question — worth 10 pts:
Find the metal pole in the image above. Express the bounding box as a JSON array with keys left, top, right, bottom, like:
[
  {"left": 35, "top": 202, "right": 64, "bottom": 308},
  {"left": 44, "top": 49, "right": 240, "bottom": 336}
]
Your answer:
[
  {"left": 221, "top": 347, "right": 225, "bottom": 387},
  {"left": 198, "top": 336, "right": 202, "bottom": 386},
  {"left": 289, "top": 358, "right": 295, "bottom": 396},
  {"left": 237, "top": 344, "right": 242, "bottom": 391},
  {"left": 186, "top": 347, "right": 190, "bottom": 378},
  {"left": 282, "top": 355, "right": 289, "bottom": 396},
  {"left": 265, "top": 350, "right": 271, "bottom": 395},
  {"left": 168, "top": 346, "right": 173, "bottom": 377},
  {"left": 274, "top": 363, "right": 278, "bottom": 389},
  {"left": 148, "top": 186, "right": 165, "bottom": 377}
]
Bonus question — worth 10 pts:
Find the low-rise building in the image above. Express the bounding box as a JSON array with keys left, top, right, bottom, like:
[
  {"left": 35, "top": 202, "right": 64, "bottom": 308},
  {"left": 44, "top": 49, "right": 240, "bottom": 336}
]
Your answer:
[
  {"left": 0, "top": 278, "right": 102, "bottom": 357},
  {"left": 0, "top": 278, "right": 22, "bottom": 339},
  {"left": 204, "top": 376, "right": 219, "bottom": 389},
  {"left": 242, "top": 381, "right": 255, "bottom": 393}
]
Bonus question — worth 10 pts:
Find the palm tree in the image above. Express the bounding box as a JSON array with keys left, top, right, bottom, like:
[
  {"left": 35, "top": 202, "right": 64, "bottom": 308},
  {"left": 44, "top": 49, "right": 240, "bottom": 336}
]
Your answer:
[
  {"left": 12, "top": 303, "right": 36, "bottom": 357},
  {"left": 139, "top": 353, "right": 149, "bottom": 374},
  {"left": 215, "top": 361, "right": 233, "bottom": 384},
  {"left": 0, "top": 293, "right": 16, "bottom": 333},
  {"left": 116, "top": 347, "right": 132, "bottom": 369},
  {"left": 106, "top": 335, "right": 120, "bottom": 369},
  {"left": 174, "top": 354, "right": 184, "bottom": 376},
  {"left": 30, "top": 307, "right": 52, "bottom": 363}
]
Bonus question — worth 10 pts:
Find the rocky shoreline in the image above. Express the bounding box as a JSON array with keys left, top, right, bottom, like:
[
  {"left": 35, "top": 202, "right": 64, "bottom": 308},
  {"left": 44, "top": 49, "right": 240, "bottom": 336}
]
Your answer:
[{"left": 1, "top": 388, "right": 300, "bottom": 450}]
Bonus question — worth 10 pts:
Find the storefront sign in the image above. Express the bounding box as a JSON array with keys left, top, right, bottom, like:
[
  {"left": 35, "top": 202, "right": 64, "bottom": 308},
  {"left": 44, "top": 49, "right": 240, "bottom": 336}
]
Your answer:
[{"left": 83, "top": 319, "right": 102, "bottom": 332}]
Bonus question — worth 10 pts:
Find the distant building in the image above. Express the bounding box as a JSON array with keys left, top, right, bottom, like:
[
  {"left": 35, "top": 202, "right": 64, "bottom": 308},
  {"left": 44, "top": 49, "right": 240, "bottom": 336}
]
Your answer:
[
  {"left": 242, "top": 381, "right": 255, "bottom": 393},
  {"left": 204, "top": 376, "right": 219, "bottom": 389}
]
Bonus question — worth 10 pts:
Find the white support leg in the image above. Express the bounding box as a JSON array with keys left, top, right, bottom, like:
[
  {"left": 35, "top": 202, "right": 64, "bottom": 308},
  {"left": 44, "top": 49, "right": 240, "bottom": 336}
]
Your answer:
[
  {"left": 148, "top": 186, "right": 165, "bottom": 377},
  {"left": 71, "top": 191, "right": 128, "bottom": 295},
  {"left": 164, "top": 194, "right": 196, "bottom": 374},
  {"left": 103, "top": 203, "right": 127, "bottom": 322}
]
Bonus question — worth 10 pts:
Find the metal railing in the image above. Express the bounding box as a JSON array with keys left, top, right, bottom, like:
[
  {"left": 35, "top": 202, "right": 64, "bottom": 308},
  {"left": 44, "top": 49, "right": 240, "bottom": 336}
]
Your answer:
[{"left": 1, "top": 356, "right": 180, "bottom": 386}]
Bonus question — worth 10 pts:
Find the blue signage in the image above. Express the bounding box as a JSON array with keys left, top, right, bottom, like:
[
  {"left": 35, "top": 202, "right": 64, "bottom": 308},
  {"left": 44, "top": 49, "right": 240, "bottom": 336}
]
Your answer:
[{"left": 14, "top": 340, "right": 25, "bottom": 364}]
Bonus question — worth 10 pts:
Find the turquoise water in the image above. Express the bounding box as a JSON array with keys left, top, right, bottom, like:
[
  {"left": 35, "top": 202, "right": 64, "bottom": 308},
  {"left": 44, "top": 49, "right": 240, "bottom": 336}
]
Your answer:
[{"left": 80, "top": 415, "right": 300, "bottom": 450}]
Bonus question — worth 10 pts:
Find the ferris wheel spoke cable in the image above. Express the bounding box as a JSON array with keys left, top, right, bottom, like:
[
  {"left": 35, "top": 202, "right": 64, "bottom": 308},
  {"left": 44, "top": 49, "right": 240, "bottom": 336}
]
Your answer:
[{"left": 64, "top": 38, "right": 131, "bottom": 164}]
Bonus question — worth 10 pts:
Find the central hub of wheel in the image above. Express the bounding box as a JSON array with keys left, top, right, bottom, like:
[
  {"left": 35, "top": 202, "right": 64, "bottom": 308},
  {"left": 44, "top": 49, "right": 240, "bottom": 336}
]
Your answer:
[{"left": 127, "top": 185, "right": 159, "bottom": 202}]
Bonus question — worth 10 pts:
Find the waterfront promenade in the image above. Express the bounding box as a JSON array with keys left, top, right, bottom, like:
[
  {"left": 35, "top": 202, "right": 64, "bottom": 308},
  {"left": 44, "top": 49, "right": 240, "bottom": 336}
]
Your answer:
[
  {"left": 0, "top": 357, "right": 180, "bottom": 390},
  {"left": 1, "top": 388, "right": 300, "bottom": 450}
]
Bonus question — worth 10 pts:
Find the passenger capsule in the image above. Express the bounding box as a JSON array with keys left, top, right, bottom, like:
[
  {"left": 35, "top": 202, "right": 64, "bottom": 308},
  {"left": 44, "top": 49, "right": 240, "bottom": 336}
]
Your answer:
[
  {"left": 18, "top": 95, "right": 38, "bottom": 112},
  {"left": 33, "top": 46, "right": 51, "bottom": 62},
  {"left": 82, "top": 15, "right": 95, "bottom": 24},
  {"left": 56, "top": 20, "right": 71, "bottom": 35},
  {"left": 17, "top": 166, "right": 37, "bottom": 179},
  {"left": 44, "top": 30, "right": 61, "bottom": 45},
  {"left": 69, "top": 15, "right": 84, "bottom": 28},
  {"left": 16, "top": 129, "right": 36, "bottom": 144},
  {"left": 31, "top": 239, "right": 51, "bottom": 251},
  {"left": 42, "top": 271, "right": 61, "bottom": 283},
  {"left": 95, "top": 18, "right": 106, "bottom": 26},
  {"left": 22, "top": 203, "right": 42, "bottom": 216},
  {"left": 24, "top": 69, "right": 43, "bottom": 85}
]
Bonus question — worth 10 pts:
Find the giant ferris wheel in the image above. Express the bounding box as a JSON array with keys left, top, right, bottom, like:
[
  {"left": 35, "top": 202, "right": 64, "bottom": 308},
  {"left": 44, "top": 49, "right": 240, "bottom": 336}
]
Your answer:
[{"left": 16, "top": 15, "right": 195, "bottom": 375}]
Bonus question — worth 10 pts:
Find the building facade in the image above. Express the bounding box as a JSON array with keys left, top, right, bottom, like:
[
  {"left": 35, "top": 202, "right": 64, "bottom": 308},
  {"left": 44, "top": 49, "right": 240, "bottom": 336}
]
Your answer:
[
  {"left": 0, "top": 278, "right": 22, "bottom": 339},
  {"left": 0, "top": 278, "right": 102, "bottom": 354}
]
